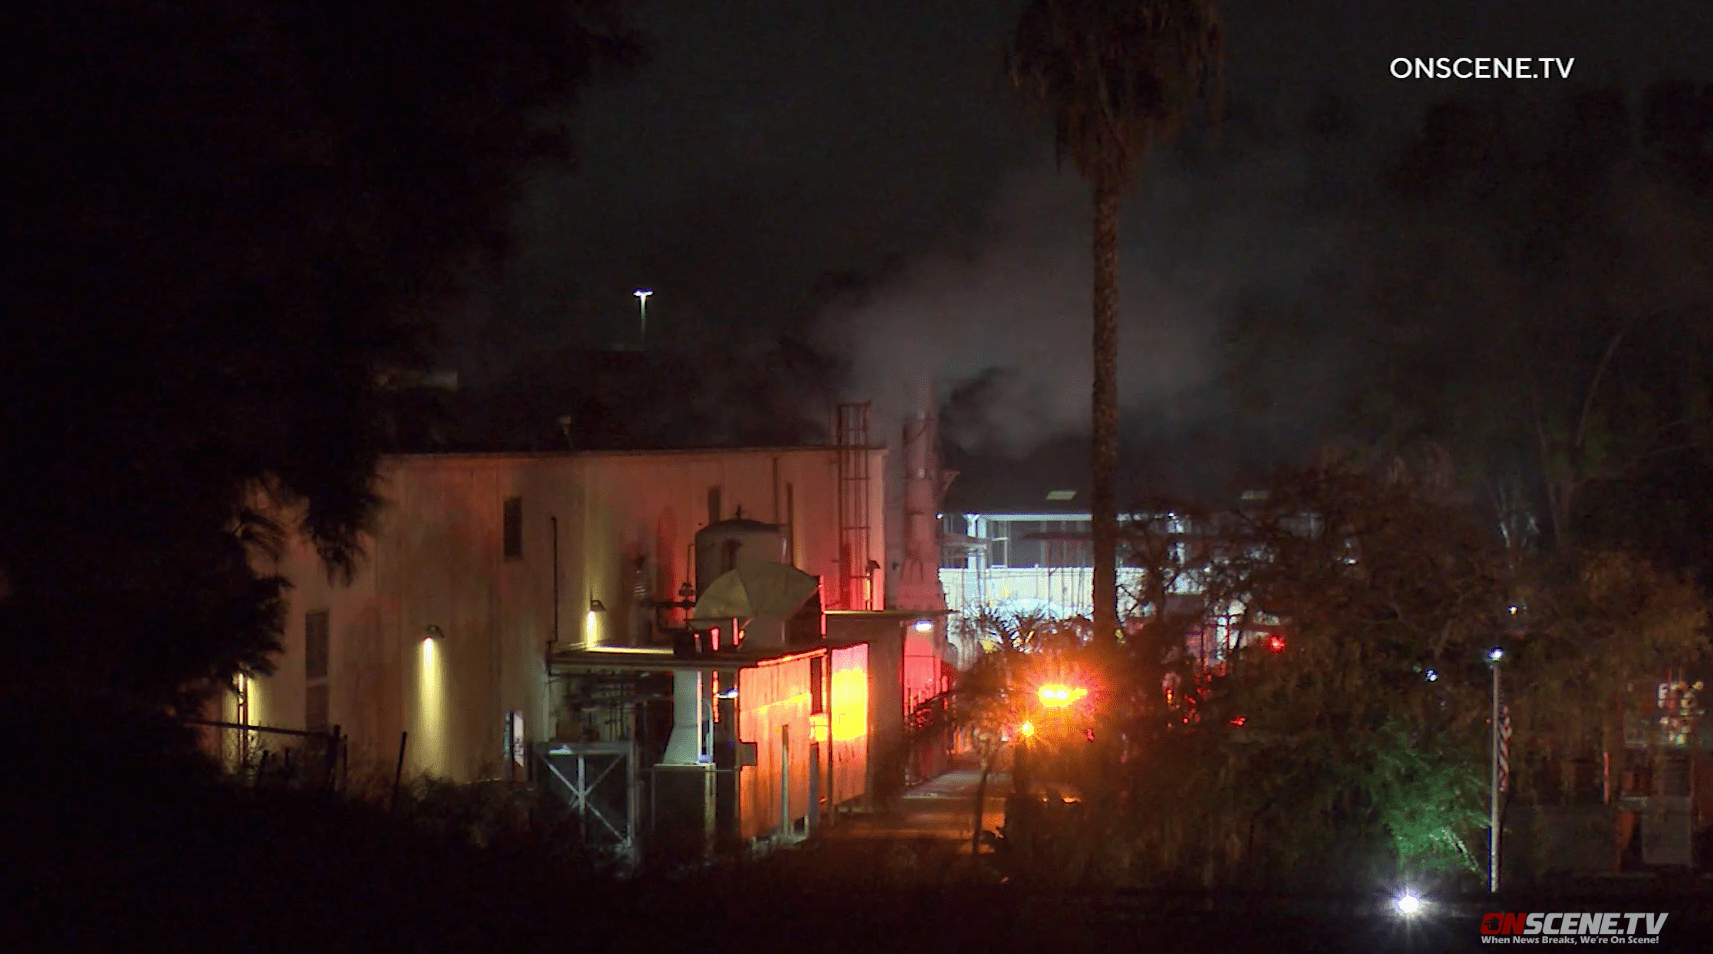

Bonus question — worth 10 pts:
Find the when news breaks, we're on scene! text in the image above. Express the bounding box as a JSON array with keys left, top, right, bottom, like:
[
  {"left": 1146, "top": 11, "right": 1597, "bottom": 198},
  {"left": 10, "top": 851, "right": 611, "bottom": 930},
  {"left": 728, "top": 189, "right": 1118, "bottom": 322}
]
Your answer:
[{"left": 1391, "top": 57, "right": 1575, "bottom": 80}]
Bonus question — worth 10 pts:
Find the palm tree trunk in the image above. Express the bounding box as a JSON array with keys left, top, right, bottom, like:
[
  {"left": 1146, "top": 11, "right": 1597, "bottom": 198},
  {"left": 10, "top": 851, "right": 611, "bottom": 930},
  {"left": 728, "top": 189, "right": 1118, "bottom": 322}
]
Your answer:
[
  {"left": 972, "top": 748, "right": 994, "bottom": 857},
  {"left": 1091, "top": 180, "right": 1122, "bottom": 647}
]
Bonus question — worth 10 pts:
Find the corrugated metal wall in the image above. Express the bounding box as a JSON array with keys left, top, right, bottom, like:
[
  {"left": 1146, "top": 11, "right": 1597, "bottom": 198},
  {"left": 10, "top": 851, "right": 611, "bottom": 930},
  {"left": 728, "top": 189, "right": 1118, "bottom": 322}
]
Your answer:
[
  {"left": 738, "top": 655, "right": 814, "bottom": 840},
  {"left": 829, "top": 644, "right": 869, "bottom": 808}
]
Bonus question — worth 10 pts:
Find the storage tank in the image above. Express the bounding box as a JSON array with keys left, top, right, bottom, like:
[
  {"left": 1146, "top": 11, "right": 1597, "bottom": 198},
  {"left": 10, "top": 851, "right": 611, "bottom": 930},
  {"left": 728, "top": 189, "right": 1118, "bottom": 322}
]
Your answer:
[{"left": 694, "top": 518, "right": 787, "bottom": 598}]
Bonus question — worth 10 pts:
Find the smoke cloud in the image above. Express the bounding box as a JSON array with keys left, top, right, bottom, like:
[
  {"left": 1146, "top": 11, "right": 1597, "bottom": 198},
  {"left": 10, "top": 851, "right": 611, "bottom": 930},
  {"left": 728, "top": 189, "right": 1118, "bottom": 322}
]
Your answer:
[{"left": 815, "top": 118, "right": 1359, "bottom": 460}]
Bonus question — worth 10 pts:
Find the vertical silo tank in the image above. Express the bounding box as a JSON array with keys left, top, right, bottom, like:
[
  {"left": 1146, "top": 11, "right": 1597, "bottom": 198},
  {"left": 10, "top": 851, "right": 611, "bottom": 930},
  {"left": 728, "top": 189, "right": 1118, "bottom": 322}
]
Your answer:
[{"left": 694, "top": 518, "right": 788, "bottom": 598}]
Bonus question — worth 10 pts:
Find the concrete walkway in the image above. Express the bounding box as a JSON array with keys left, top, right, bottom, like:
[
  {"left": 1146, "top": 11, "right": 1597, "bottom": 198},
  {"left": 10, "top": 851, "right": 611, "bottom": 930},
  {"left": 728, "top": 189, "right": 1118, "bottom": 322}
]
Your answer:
[{"left": 824, "top": 754, "right": 1008, "bottom": 845}]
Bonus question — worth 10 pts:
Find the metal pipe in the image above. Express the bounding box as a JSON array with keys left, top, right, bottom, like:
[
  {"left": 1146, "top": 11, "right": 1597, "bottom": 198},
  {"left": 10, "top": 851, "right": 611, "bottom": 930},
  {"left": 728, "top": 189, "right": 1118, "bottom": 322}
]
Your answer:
[
  {"left": 549, "top": 515, "right": 559, "bottom": 663},
  {"left": 180, "top": 717, "right": 331, "bottom": 740},
  {"left": 391, "top": 730, "right": 409, "bottom": 812},
  {"left": 1490, "top": 659, "right": 1501, "bottom": 893}
]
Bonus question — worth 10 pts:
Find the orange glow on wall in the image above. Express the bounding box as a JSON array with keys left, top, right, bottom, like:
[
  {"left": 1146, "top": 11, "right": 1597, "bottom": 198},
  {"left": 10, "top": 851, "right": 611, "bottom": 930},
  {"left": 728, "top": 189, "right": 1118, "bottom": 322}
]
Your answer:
[
  {"left": 829, "top": 643, "right": 868, "bottom": 807},
  {"left": 902, "top": 624, "right": 945, "bottom": 714},
  {"left": 737, "top": 656, "right": 814, "bottom": 840},
  {"left": 830, "top": 664, "right": 868, "bottom": 742}
]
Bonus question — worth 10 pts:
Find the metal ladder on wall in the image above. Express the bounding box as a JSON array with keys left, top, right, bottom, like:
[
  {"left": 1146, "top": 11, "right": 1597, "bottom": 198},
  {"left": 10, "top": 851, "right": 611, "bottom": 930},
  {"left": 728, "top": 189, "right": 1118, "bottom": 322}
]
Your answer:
[{"left": 834, "top": 402, "right": 873, "bottom": 610}]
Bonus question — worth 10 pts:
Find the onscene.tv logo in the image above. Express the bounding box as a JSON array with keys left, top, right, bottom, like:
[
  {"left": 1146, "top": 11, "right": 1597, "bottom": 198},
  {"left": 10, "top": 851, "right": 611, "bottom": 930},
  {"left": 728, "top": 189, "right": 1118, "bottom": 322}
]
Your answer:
[
  {"left": 1390, "top": 57, "right": 1575, "bottom": 80},
  {"left": 1480, "top": 912, "right": 1668, "bottom": 944}
]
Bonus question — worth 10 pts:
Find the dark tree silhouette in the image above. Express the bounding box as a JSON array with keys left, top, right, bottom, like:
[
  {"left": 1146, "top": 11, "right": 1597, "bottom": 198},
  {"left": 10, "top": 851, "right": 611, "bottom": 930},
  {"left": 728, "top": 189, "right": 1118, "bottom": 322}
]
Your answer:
[
  {"left": 0, "top": 1, "right": 641, "bottom": 711},
  {"left": 1007, "top": 0, "right": 1222, "bottom": 649}
]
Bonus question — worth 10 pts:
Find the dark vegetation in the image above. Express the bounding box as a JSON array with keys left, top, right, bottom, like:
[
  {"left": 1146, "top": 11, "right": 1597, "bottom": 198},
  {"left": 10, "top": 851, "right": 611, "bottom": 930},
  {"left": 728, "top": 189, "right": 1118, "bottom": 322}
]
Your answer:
[
  {"left": 0, "top": 705, "right": 1330, "bottom": 953},
  {"left": 954, "top": 461, "right": 1707, "bottom": 897},
  {"left": 2, "top": 0, "right": 641, "bottom": 712}
]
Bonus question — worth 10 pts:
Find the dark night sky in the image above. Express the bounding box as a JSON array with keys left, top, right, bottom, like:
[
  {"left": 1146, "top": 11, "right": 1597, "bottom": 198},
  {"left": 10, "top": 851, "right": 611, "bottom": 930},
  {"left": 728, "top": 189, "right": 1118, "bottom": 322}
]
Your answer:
[{"left": 450, "top": 0, "right": 1713, "bottom": 480}]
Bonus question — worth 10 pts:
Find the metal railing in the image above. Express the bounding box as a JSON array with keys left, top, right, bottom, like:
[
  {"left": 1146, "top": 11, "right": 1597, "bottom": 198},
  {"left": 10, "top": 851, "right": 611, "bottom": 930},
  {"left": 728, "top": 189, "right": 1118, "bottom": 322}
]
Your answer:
[{"left": 187, "top": 718, "right": 347, "bottom": 792}]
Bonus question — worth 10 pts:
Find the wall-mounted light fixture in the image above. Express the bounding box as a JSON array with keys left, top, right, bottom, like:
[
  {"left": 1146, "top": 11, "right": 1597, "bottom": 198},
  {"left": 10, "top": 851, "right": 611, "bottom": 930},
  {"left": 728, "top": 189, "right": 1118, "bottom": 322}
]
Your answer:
[
  {"left": 424, "top": 624, "right": 446, "bottom": 640},
  {"left": 589, "top": 598, "right": 607, "bottom": 613},
  {"left": 911, "top": 619, "right": 934, "bottom": 633}
]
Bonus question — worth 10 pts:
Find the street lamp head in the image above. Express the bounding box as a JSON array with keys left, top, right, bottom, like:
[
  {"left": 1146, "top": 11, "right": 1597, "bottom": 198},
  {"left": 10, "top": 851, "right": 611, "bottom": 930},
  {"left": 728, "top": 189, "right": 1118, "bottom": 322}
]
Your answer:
[
  {"left": 1488, "top": 647, "right": 1505, "bottom": 662},
  {"left": 1393, "top": 892, "right": 1425, "bottom": 917},
  {"left": 633, "top": 288, "right": 653, "bottom": 301},
  {"left": 1017, "top": 721, "right": 1035, "bottom": 739}
]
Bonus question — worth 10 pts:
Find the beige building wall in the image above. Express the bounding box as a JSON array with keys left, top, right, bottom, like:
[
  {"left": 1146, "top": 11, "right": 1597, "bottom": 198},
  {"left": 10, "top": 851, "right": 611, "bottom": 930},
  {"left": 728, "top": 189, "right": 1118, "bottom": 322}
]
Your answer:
[{"left": 238, "top": 445, "right": 886, "bottom": 785}]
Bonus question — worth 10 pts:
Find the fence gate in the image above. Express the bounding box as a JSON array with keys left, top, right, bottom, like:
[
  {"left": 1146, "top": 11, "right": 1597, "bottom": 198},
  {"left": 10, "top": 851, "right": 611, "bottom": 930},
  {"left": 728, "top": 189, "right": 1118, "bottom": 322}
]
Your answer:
[{"left": 537, "top": 741, "right": 638, "bottom": 863}]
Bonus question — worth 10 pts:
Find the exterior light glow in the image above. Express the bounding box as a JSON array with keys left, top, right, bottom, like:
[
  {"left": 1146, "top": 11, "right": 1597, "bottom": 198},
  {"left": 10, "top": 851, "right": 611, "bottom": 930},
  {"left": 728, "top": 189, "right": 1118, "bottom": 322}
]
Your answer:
[
  {"left": 1037, "top": 684, "right": 1088, "bottom": 709},
  {"left": 1017, "top": 721, "right": 1035, "bottom": 739},
  {"left": 1265, "top": 634, "right": 1287, "bottom": 654},
  {"left": 1488, "top": 647, "right": 1505, "bottom": 662},
  {"left": 1393, "top": 892, "right": 1424, "bottom": 916},
  {"left": 633, "top": 289, "right": 653, "bottom": 345},
  {"left": 1425, "top": 669, "right": 1439, "bottom": 682},
  {"left": 418, "top": 634, "right": 445, "bottom": 770},
  {"left": 912, "top": 620, "right": 934, "bottom": 633}
]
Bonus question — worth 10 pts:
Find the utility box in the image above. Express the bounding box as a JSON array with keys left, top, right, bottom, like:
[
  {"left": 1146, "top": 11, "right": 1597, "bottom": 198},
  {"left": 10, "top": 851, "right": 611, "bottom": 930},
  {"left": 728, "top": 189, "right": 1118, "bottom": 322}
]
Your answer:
[{"left": 651, "top": 764, "right": 715, "bottom": 863}]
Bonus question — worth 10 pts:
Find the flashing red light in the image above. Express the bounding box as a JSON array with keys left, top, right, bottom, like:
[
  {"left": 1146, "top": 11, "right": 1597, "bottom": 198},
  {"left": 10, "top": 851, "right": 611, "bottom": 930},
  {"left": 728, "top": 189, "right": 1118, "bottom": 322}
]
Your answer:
[
  {"left": 1231, "top": 715, "right": 1248, "bottom": 726},
  {"left": 1265, "top": 634, "right": 1286, "bottom": 654}
]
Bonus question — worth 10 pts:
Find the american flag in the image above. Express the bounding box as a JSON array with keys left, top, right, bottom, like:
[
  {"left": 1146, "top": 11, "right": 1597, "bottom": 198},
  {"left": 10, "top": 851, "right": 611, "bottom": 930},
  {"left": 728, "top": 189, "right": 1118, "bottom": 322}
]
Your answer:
[{"left": 1497, "top": 703, "right": 1513, "bottom": 795}]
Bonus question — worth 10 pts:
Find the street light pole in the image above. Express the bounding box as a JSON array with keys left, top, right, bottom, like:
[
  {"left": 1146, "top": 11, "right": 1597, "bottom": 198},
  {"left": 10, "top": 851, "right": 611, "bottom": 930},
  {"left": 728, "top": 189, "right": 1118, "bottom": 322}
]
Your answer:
[
  {"left": 633, "top": 288, "right": 653, "bottom": 348},
  {"left": 1489, "top": 648, "right": 1503, "bottom": 893}
]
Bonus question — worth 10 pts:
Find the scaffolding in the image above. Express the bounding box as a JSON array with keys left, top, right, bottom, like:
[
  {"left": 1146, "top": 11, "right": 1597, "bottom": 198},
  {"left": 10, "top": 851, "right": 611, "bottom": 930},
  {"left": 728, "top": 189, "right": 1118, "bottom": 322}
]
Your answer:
[{"left": 834, "top": 402, "right": 873, "bottom": 610}]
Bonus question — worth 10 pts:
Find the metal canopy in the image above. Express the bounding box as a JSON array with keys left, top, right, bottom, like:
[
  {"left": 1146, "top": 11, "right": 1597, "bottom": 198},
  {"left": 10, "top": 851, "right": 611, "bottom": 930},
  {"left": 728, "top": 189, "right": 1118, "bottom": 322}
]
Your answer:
[{"left": 690, "top": 562, "right": 819, "bottom": 623}]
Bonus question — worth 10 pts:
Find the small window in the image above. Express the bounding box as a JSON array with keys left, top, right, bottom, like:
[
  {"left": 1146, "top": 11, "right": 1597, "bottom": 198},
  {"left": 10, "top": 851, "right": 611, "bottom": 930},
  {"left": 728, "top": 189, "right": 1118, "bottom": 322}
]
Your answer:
[
  {"left": 810, "top": 656, "right": 826, "bottom": 714},
  {"left": 305, "top": 610, "right": 330, "bottom": 681},
  {"left": 503, "top": 496, "right": 523, "bottom": 560}
]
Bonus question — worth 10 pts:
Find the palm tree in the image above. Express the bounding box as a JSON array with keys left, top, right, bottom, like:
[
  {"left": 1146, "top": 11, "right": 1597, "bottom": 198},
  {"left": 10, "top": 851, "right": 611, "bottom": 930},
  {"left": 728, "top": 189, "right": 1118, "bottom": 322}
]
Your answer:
[{"left": 1008, "top": 1, "right": 1222, "bottom": 647}]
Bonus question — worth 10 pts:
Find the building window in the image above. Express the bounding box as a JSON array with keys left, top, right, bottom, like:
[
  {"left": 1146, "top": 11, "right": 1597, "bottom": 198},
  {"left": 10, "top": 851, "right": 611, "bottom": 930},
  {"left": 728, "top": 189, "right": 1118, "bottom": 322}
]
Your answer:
[
  {"left": 810, "top": 655, "right": 826, "bottom": 714},
  {"left": 1009, "top": 520, "right": 1043, "bottom": 568},
  {"left": 305, "top": 610, "right": 330, "bottom": 681},
  {"left": 503, "top": 496, "right": 523, "bottom": 560},
  {"left": 988, "top": 520, "right": 1009, "bottom": 568}
]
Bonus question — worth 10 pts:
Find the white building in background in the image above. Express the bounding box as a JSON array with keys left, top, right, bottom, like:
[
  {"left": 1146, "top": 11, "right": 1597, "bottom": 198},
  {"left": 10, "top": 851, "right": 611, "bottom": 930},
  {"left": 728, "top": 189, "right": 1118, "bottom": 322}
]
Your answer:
[{"left": 940, "top": 510, "right": 1148, "bottom": 608}]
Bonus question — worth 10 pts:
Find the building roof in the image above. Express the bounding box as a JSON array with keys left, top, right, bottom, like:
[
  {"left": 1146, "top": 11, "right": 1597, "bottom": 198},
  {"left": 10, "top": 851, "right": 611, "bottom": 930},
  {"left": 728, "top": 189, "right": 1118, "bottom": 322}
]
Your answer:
[
  {"left": 547, "top": 644, "right": 828, "bottom": 674},
  {"left": 383, "top": 444, "right": 883, "bottom": 466}
]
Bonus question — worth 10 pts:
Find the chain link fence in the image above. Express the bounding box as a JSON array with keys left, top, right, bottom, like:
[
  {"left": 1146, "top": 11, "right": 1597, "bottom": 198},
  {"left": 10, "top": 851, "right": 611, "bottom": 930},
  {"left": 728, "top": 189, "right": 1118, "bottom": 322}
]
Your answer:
[{"left": 187, "top": 718, "right": 347, "bottom": 792}]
